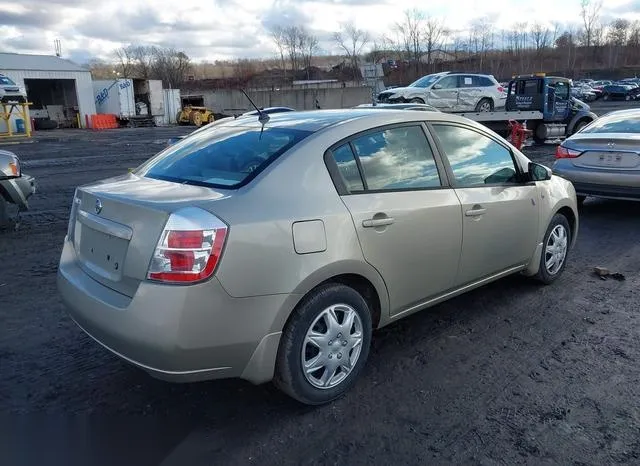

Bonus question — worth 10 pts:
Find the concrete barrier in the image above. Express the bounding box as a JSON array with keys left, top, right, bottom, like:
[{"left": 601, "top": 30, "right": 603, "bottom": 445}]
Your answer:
[{"left": 190, "top": 87, "right": 373, "bottom": 114}]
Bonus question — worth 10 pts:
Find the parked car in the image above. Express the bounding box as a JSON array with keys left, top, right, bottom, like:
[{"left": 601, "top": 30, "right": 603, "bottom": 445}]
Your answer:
[
  {"left": 553, "top": 108, "right": 640, "bottom": 204},
  {"left": 0, "top": 150, "right": 36, "bottom": 229},
  {"left": 571, "top": 85, "right": 597, "bottom": 102},
  {"left": 376, "top": 71, "right": 507, "bottom": 112},
  {"left": 602, "top": 84, "right": 640, "bottom": 101},
  {"left": 58, "top": 109, "right": 579, "bottom": 405},
  {"left": 0, "top": 74, "right": 27, "bottom": 104}
]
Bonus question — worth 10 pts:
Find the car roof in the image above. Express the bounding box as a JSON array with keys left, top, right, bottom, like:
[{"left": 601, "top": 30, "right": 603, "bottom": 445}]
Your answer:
[{"left": 220, "top": 108, "right": 482, "bottom": 132}]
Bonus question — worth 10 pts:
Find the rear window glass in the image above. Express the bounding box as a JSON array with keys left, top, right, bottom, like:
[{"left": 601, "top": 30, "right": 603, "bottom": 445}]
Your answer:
[
  {"left": 138, "top": 125, "right": 312, "bottom": 188},
  {"left": 0, "top": 76, "right": 16, "bottom": 85},
  {"left": 580, "top": 114, "right": 640, "bottom": 134}
]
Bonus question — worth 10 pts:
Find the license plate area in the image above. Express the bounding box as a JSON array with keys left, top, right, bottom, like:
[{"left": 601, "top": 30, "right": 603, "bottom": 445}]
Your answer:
[
  {"left": 77, "top": 224, "right": 129, "bottom": 282},
  {"left": 580, "top": 151, "right": 640, "bottom": 169}
]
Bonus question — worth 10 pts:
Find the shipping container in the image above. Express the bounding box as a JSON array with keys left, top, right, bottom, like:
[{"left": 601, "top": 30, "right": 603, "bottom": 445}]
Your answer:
[{"left": 93, "top": 79, "right": 135, "bottom": 119}]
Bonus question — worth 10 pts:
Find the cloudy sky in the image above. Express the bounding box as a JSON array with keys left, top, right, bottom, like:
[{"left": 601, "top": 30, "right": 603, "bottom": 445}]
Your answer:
[{"left": 0, "top": 0, "right": 638, "bottom": 64}]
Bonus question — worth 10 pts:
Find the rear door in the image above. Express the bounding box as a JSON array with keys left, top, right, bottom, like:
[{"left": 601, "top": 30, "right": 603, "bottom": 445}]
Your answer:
[
  {"left": 429, "top": 123, "right": 540, "bottom": 286},
  {"left": 456, "top": 75, "right": 483, "bottom": 111},
  {"left": 327, "top": 123, "right": 462, "bottom": 315},
  {"left": 428, "top": 75, "right": 459, "bottom": 110}
]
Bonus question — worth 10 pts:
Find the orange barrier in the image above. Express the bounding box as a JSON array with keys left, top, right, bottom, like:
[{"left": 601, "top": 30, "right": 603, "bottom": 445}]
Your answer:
[{"left": 90, "top": 114, "right": 119, "bottom": 130}]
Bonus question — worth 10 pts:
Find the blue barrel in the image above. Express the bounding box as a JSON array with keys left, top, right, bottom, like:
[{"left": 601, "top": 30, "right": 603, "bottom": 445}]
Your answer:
[{"left": 15, "top": 119, "right": 25, "bottom": 134}]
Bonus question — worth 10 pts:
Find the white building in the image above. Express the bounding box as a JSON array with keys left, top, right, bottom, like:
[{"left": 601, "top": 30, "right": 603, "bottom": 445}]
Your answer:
[{"left": 0, "top": 52, "right": 96, "bottom": 128}]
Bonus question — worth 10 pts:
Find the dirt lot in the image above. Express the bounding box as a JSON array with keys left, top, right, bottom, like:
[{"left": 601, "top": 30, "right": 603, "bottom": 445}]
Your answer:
[{"left": 1, "top": 102, "right": 639, "bottom": 466}]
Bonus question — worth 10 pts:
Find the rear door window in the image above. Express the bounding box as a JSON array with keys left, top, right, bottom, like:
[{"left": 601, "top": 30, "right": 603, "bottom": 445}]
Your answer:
[
  {"left": 331, "top": 144, "right": 365, "bottom": 192},
  {"left": 349, "top": 125, "right": 442, "bottom": 190},
  {"left": 0, "top": 76, "right": 16, "bottom": 85},
  {"left": 138, "top": 125, "right": 312, "bottom": 189}
]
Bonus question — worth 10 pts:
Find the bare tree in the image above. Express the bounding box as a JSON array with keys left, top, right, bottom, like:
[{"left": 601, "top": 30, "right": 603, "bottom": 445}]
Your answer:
[
  {"left": 469, "top": 17, "right": 495, "bottom": 70},
  {"left": 114, "top": 47, "right": 135, "bottom": 77},
  {"left": 607, "top": 19, "right": 630, "bottom": 67},
  {"left": 151, "top": 48, "right": 191, "bottom": 88},
  {"left": 530, "top": 22, "right": 551, "bottom": 52},
  {"left": 580, "top": 0, "right": 603, "bottom": 47},
  {"left": 333, "top": 22, "right": 370, "bottom": 80},
  {"left": 301, "top": 30, "right": 319, "bottom": 79},
  {"left": 270, "top": 26, "right": 288, "bottom": 80},
  {"left": 423, "top": 16, "right": 446, "bottom": 70},
  {"left": 394, "top": 9, "right": 424, "bottom": 69}
]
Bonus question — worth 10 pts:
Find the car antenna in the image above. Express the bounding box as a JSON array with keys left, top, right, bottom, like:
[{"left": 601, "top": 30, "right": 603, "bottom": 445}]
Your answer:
[
  {"left": 240, "top": 89, "right": 269, "bottom": 125},
  {"left": 239, "top": 88, "right": 268, "bottom": 139}
]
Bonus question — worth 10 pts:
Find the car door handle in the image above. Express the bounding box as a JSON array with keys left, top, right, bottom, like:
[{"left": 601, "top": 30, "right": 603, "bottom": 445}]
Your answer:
[
  {"left": 362, "top": 217, "right": 395, "bottom": 228},
  {"left": 465, "top": 208, "right": 487, "bottom": 217}
]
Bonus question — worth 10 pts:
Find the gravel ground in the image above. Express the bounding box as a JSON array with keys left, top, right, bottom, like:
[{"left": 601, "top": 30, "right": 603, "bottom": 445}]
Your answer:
[{"left": 1, "top": 102, "right": 639, "bottom": 466}]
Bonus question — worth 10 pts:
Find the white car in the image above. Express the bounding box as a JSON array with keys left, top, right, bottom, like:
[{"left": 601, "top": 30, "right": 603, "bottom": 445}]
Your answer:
[
  {"left": 0, "top": 74, "right": 27, "bottom": 104},
  {"left": 377, "top": 72, "right": 506, "bottom": 112}
]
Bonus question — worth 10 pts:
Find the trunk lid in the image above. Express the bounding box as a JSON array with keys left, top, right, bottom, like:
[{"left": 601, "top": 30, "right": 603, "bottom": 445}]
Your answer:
[
  {"left": 71, "top": 173, "right": 230, "bottom": 297},
  {"left": 565, "top": 134, "right": 640, "bottom": 171}
]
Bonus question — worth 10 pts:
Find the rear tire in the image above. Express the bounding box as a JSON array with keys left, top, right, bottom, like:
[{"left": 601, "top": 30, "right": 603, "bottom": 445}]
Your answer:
[
  {"left": 535, "top": 213, "right": 571, "bottom": 285},
  {"left": 475, "top": 98, "right": 494, "bottom": 112},
  {"left": 274, "top": 283, "right": 372, "bottom": 405}
]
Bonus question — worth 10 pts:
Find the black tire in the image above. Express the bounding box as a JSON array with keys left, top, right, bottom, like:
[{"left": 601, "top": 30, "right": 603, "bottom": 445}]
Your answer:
[
  {"left": 409, "top": 97, "right": 425, "bottom": 104},
  {"left": 577, "top": 195, "right": 586, "bottom": 206},
  {"left": 535, "top": 213, "right": 571, "bottom": 285},
  {"left": 274, "top": 283, "right": 373, "bottom": 405},
  {"left": 475, "top": 98, "right": 494, "bottom": 112},
  {"left": 572, "top": 120, "right": 588, "bottom": 135},
  {"left": 603, "top": 93, "right": 610, "bottom": 101},
  {"left": 34, "top": 118, "right": 58, "bottom": 130}
]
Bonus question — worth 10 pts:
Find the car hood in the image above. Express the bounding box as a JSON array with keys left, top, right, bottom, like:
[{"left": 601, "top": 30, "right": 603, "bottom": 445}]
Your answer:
[{"left": 379, "top": 86, "right": 420, "bottom": 96}]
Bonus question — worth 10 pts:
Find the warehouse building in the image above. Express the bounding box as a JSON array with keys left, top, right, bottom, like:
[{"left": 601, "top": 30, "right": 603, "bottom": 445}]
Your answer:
[{"left": 0, "top": 52, "right": 96, "bottom": 129}]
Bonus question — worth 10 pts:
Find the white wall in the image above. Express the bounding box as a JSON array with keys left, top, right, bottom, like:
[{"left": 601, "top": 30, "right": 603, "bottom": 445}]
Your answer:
[{"left": 0, "top": 69, "right": 97, "bottom": 128}]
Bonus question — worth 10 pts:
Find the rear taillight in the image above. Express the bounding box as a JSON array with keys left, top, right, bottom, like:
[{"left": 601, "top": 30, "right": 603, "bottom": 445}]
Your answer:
[
  {"left": 555, "top": 146, "right": 582, "bottom": 159},
  {"left": 497, "top": 86, "right": 505, "bottom": 93},
  {"left": 147, "top": 207, "right": 228, "bottom": 283},
  {"left": 67, "top": 189, "right": 81, "bottom": 241}
]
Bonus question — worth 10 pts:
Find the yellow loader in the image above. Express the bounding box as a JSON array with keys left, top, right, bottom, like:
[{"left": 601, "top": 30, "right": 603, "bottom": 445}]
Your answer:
[{"left": 176, "top": 106, "right": 215, "bottom": 127}]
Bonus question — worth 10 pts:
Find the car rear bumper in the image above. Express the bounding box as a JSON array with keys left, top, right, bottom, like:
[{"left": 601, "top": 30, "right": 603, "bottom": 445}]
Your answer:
[
  {"left": 552, "top": 163, "right": 640, "bottom": 200},
  {"left": 57, "top": 239, "right": 296, "bottom": 384}
]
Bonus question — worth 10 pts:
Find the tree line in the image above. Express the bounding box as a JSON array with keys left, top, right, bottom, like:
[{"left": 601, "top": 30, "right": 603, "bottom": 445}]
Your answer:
[{"left": 89, "top": 0, "right": 640, "bottom": 88}]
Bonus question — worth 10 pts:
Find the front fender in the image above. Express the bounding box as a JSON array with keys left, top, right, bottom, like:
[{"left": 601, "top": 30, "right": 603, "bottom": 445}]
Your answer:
[{"left": 523, "top": 177, "right": 579, "bottom": 276}]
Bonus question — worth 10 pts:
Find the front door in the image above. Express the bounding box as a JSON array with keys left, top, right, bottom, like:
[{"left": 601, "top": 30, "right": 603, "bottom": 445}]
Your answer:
[
  {"left": 428, "top": 75, "right": 459, "bottom": 110},
  {"left": 429, "top": 123, "right": 540, "bottom": 286},
  {"left": 328, "top": 124, "right": 463, "bottom": 315}
]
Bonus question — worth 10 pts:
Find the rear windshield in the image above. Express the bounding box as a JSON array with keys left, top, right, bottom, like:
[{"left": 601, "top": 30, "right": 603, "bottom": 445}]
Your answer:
[
  {"left": 580, "top": 114, "right": 640, "bottom": 134},
  {"left": 138, "top": 125, "right": 312, "bottom": 188},
  {"left": 0, "top": 76, "right": 16, "bottom": 85}
]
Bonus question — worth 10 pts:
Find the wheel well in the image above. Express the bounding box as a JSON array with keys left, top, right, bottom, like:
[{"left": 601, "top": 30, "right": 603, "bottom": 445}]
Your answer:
[
  {"left": 557, "top": 206, "right": 576, "bottom": 238},
  {"left": 298, "top": 274, "right": 382, "bottom": 329}
]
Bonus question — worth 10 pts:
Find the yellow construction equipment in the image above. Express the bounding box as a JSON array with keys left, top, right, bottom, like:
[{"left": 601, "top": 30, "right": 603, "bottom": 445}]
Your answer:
[
  {"left": 176, "top": 106, "right": 215, "bottom": 127},
  {"left": 0, "top": 102, "right": 32, "bottom": 139}
]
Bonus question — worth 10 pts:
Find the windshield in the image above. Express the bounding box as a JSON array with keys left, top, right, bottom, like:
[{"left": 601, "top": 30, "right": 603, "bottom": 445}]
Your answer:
[
  {"left": 137, "top": 124, "right": 312, "bottom": 189},
  {"left": 580, "top": 113, "right": 640, "bottom": 134},
  {"left": 408, "top": 74, "right": 442, "bottom": 88},
  {"left": 0, "top": 76, "right": 16, "bottom": 86}
]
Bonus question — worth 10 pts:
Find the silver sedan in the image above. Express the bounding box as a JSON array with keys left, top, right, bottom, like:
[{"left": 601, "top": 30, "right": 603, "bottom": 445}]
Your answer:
[{"left": 552, "top": 109, "right": 640, "bottom": 204}]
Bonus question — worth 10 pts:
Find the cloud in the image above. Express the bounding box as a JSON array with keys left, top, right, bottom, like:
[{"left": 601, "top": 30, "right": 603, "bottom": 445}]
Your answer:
[{"left": 0, "top": 7, "right": 62, "bottom": 28}]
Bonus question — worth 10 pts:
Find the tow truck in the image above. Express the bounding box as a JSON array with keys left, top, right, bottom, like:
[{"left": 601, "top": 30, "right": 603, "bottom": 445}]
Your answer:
[{"left": 456, "top": 73, "right": 598, "bottom": 143}]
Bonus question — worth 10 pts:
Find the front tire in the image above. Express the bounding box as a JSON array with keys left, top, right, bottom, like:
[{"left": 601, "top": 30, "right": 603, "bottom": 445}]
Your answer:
[
  {"left": 274, "top": 283, "right": 373, "bottom": 405},
  {"left": 409, "top": 97, "right": 425, "bottom": 104},
  {"left": 535, "top": 213, "right": 571, "bottom": 285}
]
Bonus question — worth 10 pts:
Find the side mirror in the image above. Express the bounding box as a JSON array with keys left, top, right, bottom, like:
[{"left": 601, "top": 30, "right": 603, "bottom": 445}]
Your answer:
[
  {"left": 0, "top": 151, "right": 21, "bottom": 181},
  {"left": 529, "top": 162, "right": 551, "bottom": 181},
  {"left": 432, "top": 83, "right": 442, "bottom": 90}
]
